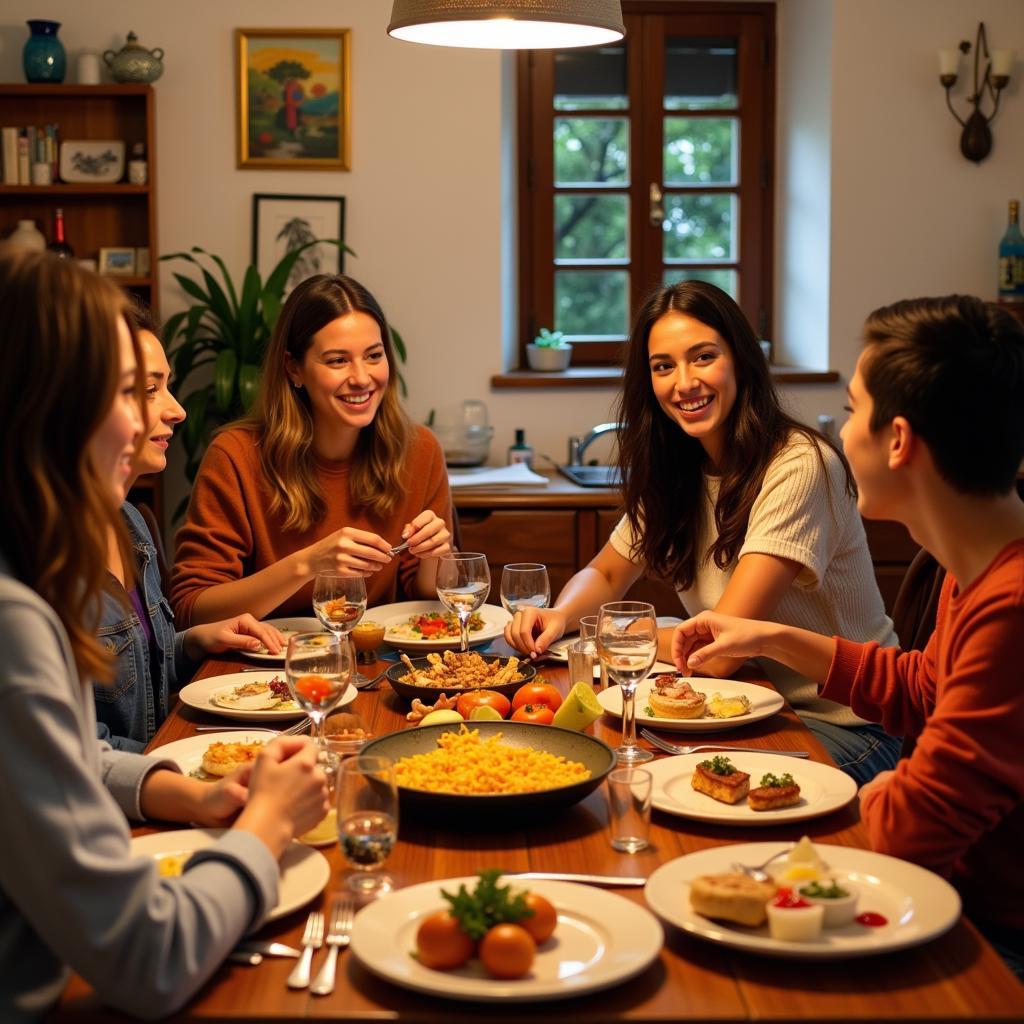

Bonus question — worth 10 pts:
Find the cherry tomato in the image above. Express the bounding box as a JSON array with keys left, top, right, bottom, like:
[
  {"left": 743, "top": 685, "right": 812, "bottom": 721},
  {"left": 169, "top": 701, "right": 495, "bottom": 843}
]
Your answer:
[
  {"left": 520, "top": 892, "right": 557, "bottom": 944},
  {"left": 511, "top": 703, "right": 554, "bottom": 725},
  {"left": 457, "top": 689, "right": 512, "bottom": 720},
  {"left": 479, "top": 923, "right": 536, "bottom": 979},
  {"left": 511, "top": 681, "right": 563, "bottom": 712},
  {"left": 293, "top": 674, "right": 334, "bottom": 704},
  {"left": 415, "top": 910, "right": 474, "bottom": 970}
]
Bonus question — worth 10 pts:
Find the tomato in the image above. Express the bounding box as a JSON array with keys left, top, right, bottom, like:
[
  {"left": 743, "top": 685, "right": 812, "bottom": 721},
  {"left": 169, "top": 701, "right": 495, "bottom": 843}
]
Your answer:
[
  {"left": 478, "top": 923, "right": 536, "bottom": 979},
  {"left": 520, "top": 892, "right": 558, "bottom": 944},
  {"left": 293, "top": 674, "right": 334, "bottom": 705},
  {"left": 511, "top": 703, "right": 554, "bottom": 725},
  {"left": 511, "top": 681, "right": 563, "bottom": 712},
  {"left": 456, "top": 689, "right": 512, "bottom": 720},
  {"left": 415, "top": 910, "right": 475, "bottom": 970}
]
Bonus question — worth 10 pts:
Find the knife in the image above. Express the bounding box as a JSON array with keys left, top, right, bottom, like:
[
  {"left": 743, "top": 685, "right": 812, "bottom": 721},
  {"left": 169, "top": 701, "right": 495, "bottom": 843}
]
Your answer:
[
  {"left": 235, "top": 941, "right": 302, "bottom": 958},
  {"left": 502, "top": 872, "right": 645, "bottom": 888}
]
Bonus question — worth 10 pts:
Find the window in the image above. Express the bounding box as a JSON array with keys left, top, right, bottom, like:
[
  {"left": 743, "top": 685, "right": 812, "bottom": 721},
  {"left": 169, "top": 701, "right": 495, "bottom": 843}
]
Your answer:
[{"left": 518, "top": 2, "right": 775, "bottom": 368}]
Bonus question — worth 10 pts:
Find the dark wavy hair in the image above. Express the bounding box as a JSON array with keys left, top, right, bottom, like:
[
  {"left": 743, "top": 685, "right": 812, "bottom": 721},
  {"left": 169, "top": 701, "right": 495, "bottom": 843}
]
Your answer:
[{"left": 616, "top": 280, "right": 851, "bottom": 590}]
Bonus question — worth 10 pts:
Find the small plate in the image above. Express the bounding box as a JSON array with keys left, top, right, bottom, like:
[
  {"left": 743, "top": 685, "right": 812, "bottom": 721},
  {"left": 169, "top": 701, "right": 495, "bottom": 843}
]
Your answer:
[
  {"left": 240, "top": 617, "right": 323, "bottom": 663},
  {"left": 59, "top": 139, "right": 125, "bottom": 183},
  {"left": 377, "top": 600, "right": 510, "bottom": 651},
  {"left": 130, "top": 828, "right": 329, "bottom": 922},
  {"left": 177, "top": 671, "right": 356, "bottom": 721},
  {"left": 350, "top": 876, "right": 662, "bottom": 1000},
  {"left": 644, "top": 842, "right": 960, "bottom": 959},
  {"left": 646, "top": 752, "right": 856, "bottom": 826},
  {"left": 148, "top": 731, "right": 277, "bottom": 779}
]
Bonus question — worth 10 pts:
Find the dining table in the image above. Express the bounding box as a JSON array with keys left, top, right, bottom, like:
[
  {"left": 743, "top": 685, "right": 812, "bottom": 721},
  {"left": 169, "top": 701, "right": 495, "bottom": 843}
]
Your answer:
[{"left": 51, "top": 637, "right": 1024, "bottom": 1023}]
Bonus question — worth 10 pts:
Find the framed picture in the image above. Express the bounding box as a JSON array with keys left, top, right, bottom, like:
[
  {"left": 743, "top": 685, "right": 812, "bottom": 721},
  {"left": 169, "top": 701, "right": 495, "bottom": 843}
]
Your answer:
[
  {"left": 98, "top": 247, "right": 136, "bottom": 276},
  {"left": 237, "top": 28, "right": 351, "bottom": 170},
  {"left": 252, "top": 193, "right": 345, "bottom": 292}
]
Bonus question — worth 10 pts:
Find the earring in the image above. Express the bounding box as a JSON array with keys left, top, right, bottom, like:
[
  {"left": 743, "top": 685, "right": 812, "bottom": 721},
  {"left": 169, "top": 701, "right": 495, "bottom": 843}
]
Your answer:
[{"left": 292, "top": 381, "right": 303, "bottom": 390}]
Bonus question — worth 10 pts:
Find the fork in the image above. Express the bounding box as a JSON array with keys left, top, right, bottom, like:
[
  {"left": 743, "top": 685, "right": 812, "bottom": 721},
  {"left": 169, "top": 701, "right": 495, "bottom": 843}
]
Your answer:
[
  {"left": 286, "top": 910, "right": 324, "bottom": 989},
  {"left": 310, "top": 895, "right": 355, "bottom": 996},
  {"left": 639, "top": 728, "right": 809, "bottom": 758}
]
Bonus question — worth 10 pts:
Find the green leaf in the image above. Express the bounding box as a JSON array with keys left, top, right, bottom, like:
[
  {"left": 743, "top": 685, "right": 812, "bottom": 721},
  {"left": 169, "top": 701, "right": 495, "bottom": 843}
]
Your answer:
[
  {"left": 172, "top": 272, "right": 212, "bottom": 307},
  {"left": 237, "top": 264, "right": 262, "bottom": 362},
  {"left": 441, "top": 869, "right": 531, "bottom": 941},
  {"left": 182, "top": 388, "right": 211, "bottom": 458},
  {"left": 214, "top": 349, "right": 238, "bottom": 413},
  {"left": 161, "top": 310, "right": 187, "bottom": 346},
  {"left": 389, "top": 325, "right": 407, "bottom": 364},
  {"left": 261, "top": 290, "right": 281, "bottom": 334},
  {"left": 159, "top": 250, "right": 199, "bottom": 265},
  {"left": 238, "top": 362, "right": 261, "bottom": 412},
  {"left": 191, "top": 246, "right": 239, "bottom": 315},
  {"left": 200, "top": 267, "right": 239, "bottom": 339},
  {"left": 262, "top": 239, "right": 350, "bottom": 301}
]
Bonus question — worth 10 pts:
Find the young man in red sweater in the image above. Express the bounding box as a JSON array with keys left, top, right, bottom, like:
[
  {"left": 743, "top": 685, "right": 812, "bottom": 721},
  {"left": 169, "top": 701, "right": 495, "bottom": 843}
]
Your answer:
[{"left": 672, "top": 295, "right": 1024, "bottom": 979}]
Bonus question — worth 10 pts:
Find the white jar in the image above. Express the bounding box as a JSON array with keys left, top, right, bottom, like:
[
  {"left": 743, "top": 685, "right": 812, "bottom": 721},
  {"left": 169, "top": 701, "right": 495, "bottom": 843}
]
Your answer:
[
  {"left": 7, "top": 219, "right": 46, "bottom": 251},
  {"left": 77, "top": 51, "right": 101, "bottom": 84}
]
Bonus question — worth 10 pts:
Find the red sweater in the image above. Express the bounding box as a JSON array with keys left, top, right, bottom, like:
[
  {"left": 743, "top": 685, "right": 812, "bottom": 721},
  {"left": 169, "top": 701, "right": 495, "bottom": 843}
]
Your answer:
[
  {"left": 170, "top": 424, "right": 452, "bottom": 625},
  {"left": 823, "top": 540, "right": 1024, "bottom": 929}
]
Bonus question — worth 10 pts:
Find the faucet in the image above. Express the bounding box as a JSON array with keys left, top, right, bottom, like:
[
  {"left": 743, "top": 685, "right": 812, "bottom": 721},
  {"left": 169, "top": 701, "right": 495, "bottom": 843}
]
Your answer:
[{"left": 567, "top": 422, "right": 623, "bottom": 466}]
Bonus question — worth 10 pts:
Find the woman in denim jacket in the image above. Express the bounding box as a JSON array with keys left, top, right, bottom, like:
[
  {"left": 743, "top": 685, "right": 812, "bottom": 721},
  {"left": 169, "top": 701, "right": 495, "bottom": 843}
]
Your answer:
[{"left": 95, "top": 307, "right": 285, "bottom": 751}]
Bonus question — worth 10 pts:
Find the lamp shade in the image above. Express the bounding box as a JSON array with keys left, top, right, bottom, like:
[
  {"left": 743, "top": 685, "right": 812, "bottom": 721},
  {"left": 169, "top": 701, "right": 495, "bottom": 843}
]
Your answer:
[{"left": 387, "top": 0, "right": 626, "bottom": 49}]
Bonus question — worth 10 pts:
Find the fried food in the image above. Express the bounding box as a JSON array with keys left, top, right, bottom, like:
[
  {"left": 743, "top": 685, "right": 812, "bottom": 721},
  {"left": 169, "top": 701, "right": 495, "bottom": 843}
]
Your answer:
[
  {"left": 200, "top": 740, "right": 266, "bottom": 777},
  {"left": 691, "top": 755, "right": 750, "bottom": 804},
  {"left": 748, "top": 771, "right": 801, "bottom": 811},
  {"left": 689, "top": 872, "right": 777, "bottom": 927},
  {"left": 398, "top": 651, "right": 524, "bottom": 690}
]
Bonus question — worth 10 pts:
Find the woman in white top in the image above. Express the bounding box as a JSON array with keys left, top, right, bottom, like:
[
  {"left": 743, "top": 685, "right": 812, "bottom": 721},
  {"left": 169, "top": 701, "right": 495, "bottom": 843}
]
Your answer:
[{"left": 505, "top": 280, "right": 900, "bottom": 782}]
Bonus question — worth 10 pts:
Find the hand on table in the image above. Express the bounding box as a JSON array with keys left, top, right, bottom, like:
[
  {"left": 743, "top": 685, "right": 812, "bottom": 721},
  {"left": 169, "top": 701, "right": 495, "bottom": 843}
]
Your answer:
[
  {"left": 184, "top": 614, "right": 284, "bottom": 660},
  {"left": 504, "top": 606, "right": 568, "bottom": 659}
]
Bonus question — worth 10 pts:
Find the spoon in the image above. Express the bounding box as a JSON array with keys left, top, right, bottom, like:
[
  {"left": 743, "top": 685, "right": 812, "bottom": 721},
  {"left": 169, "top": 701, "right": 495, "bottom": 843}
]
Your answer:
[{"left": 732, "top": 845, "right": 793, "bottom": 883}]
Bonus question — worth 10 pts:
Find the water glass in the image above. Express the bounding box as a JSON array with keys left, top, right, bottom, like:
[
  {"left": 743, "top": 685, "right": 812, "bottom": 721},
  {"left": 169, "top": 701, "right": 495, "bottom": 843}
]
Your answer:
[
  {"left": 298, "top": 749, "right": 340, "bottom": 847},
  {"left": 337, "top": 754, "right": 399, "bottom": 897},
  {"left": 285, "top": 632, "right": 351, "bottom": 754},
  {"left": 606, "top": 767, "right": 653, "bottom": 853},
  {"left": 499, "top": 563, "right": 550, "bottom": 614},
  {"left": 577, "top": 614, "right": 608, "bottom": 690},
  {"left": 313, "top": 572, "right": 368, "bottom": 684},
  {"left": 436, "top": 552, "right": 490, "bottom": 652}
]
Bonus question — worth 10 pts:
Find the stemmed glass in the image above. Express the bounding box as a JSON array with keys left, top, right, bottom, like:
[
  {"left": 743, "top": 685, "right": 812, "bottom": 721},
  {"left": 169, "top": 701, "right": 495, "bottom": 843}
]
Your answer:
[
  {"left": 436, "top": 552, "right": 491, "bottom": 652},
  {"left": 597, "top": 601, "right": 657, "bottom": 764},
  {"left": 499, "top": 562, "right": 550, "bottom": 614},
  {"left": 285, "top": 632, "right": 352, "bottom": 754},
  {"left": 313, "top": 572, "right": 369, "bottom": 686},
  {"left": 337, "top": 754, "right": 399, "bottom": 897}
]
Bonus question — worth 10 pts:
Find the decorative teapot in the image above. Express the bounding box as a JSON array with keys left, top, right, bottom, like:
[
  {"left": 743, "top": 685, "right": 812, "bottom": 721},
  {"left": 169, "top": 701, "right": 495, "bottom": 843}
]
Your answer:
[{"left": 103, "top": 31, "right": 164, "bottom": 83}]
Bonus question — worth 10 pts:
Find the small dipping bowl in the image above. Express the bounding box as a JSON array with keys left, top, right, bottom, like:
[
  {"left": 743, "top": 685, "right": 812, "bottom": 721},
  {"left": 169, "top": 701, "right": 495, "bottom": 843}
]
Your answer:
[
  {"left": 323, "top": 711, "right": 373, "bottom": 756},
  {"left": 351, "top": 620, "right": 386, "bottom": 664}
]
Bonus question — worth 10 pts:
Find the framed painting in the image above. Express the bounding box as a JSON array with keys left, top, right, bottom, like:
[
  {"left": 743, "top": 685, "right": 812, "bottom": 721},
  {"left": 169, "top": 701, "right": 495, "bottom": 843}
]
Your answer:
[
  {"left": 237, "top": 28, "right": 351, "bottom": 169},
  {"left": 252, "top": 193, "right": 346, "bottom": 293}
]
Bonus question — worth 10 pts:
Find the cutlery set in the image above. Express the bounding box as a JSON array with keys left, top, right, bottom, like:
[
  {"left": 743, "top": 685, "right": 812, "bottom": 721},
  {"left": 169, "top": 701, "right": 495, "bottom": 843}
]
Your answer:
[
  {"left": 639, "top": 728, "right": 809, "bottom": 759},
  {"left": 281, "top": 896, "right": 354, "bottom": 995}
]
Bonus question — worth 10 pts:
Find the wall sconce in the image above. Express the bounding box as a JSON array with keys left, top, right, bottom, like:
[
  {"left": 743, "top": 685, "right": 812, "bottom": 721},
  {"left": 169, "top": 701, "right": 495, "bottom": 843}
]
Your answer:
[{"left": 938, "top": 22, "right": 1015, "bottom": 163}]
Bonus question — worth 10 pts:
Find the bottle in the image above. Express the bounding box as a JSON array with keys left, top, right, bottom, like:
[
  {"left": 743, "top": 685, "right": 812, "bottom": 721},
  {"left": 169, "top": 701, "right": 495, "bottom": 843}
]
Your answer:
[
  {"left": 47, "top": 207, "right": 73, "bottom": 259},
  {"left": 998, "top": 200, "right": 1024, "bottom": 303},
  {"left": 128, "top": 141, "right": 148, "bottom": 185},
  {"left": 507, "top": 428, "right": 534, "bottom": 468}
]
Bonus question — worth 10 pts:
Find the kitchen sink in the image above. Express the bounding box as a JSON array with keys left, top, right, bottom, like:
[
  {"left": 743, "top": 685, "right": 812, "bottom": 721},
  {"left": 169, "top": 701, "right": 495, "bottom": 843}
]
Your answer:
[{"left": 557, "top": 464, "right": 621, "bottom": 488}]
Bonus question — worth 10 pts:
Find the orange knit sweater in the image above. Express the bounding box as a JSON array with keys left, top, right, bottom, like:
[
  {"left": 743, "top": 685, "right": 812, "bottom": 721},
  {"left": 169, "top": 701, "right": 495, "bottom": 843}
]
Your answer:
[{"left": 170, "top": 424, "right": 452, "bottom": 625}]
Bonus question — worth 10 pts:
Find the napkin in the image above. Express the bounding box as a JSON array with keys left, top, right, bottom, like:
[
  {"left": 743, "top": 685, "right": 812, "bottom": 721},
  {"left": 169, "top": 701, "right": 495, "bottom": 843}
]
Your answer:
[{"left": 447, "top": 463, "right": 549, "bottom": 489}]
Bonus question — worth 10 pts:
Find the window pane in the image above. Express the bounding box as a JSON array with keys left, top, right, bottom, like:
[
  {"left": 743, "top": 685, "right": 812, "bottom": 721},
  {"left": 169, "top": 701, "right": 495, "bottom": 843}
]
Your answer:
[
  {"left": 555, "top": 46, "right": 627, "bottom": 110},
  {"left": 555, "top": 270, "right": 629, "bottom": 337},
  {"left": 663, "top": 194, "right": 736, "bottom": 261},
  {"left": 554, "top": 118, "right": 629, "bottom": 186},
  {"left": 663, "top": 267, "right": 738, "bottom": 298},
  {"left": 665, "top": 36, "right": 738, "bottom": 110},
  {"left": 555, "top": 194, "right": 628, "bottom": 260},
  {"left": 664, "top": 117, "right": 737, "bottom": 185}
]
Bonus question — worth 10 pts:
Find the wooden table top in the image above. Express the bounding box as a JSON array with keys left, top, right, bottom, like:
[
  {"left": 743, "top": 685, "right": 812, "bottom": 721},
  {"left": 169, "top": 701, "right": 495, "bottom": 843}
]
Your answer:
[{"left": 53, "top": 647, "right": 1024, "bottom": 1022}]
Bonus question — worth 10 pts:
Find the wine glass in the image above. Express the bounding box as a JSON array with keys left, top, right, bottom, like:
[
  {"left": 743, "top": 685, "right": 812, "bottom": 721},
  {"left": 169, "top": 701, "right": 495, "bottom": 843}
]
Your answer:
[
  {"left": 500, "top": 562, "right": 550, "bottom": 614},
  {"left": 285, "top": 632, "right": 352, "bottom": 754},
  {"left": 337, "top": 754, "right": 399, "bottom": 897},
  {"left": 436, "top": 552, "right": 491, "bottom": 652},
  {"left": 597, "top": 601, "right": 657, "bottom": 764},
  {"left": 313, "top": 572, "right": 369, "bottom": 686}
]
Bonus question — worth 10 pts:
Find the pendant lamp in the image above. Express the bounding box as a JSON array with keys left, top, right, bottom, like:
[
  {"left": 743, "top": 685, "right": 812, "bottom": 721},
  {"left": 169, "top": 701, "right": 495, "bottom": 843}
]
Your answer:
[{"left": 388, "top": 1, "right": 625, "bottom": 50}]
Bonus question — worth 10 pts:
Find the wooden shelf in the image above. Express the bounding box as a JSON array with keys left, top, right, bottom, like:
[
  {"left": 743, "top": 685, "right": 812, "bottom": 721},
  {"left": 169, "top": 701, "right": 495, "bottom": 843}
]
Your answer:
[
  {"left": 0, "top": 83, "right": 152, "bottom": 98},
  {"left": 0, "top": 184, "right": 149, "bottom": 195}
]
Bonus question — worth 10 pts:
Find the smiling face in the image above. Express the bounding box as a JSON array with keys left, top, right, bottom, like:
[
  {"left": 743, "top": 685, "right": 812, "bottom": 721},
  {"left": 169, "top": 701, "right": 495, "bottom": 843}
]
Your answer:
[
  {"left": 647, "top": 310, "right": 738, "bottom": 466},
  {"left": 133, "top": 329, "right": 185, "bottom": 480}
]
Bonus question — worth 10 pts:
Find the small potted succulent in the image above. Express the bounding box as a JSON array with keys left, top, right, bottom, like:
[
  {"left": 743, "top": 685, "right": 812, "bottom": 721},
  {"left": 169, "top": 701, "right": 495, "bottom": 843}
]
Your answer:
[{"left": 526, "top": 327, "right": 573, "bottom": 371}]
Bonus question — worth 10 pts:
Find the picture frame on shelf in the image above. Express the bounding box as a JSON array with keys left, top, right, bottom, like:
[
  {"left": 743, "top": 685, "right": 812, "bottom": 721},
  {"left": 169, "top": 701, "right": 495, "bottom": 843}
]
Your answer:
[
  {"left": 135, "top": 247, "right": 150, "bottom": 276},
  {"left": 58, "top": 140, "right": 125, "bottom": 183},
  {"left": 236, "top": 28, "right": 351, "bottom": 170},
  {"left": 98, "top": 246, "right": 136, "bottom": 276},
  {"left": 252, "top": 193, "right": 345, "bottom": 294}
]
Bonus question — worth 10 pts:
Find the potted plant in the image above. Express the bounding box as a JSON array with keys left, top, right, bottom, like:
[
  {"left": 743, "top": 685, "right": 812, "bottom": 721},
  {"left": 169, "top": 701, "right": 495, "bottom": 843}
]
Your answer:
[{"left": 526, "top": 327, "right": 572, "bottom": 371}]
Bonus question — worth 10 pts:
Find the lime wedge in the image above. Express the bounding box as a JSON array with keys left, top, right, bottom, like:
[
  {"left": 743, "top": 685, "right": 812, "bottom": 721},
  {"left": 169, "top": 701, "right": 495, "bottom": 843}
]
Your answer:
[
  {"left": 469, "top": 705, "right": 504, "bottom": 722},
  {"left": 551, "top": 682, "right": 603, "bottom": 731}
]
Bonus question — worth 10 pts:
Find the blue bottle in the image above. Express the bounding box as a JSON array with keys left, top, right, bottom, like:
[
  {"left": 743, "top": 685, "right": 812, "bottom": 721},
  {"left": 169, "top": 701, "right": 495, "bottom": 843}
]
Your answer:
[{"left": 23, "top": 20, "right": 66, "bottom": 84}]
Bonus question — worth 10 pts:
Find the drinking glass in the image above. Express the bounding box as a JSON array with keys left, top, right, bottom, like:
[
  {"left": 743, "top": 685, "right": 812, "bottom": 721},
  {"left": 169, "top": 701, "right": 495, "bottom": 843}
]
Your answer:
[
  {"left": 436, "top": 552, "right": 491, "bottom": 652},
  {"left": 597, "top": 601, "right": 657, "bottom": 764},
  {"left": 285, "top": 632, "right": 352, "bottom": 754},
  {"left": 571, "top": 613, "right": 608, "bottom": 690},
  {"left": 313, "top": 572, "right": 369, "bottom": 685},
  {"left": 337, "top": 754, "right": 399, "bottom": 897},
  {"left": 500, "top": 562, "right": 550, "bottom": 614}
]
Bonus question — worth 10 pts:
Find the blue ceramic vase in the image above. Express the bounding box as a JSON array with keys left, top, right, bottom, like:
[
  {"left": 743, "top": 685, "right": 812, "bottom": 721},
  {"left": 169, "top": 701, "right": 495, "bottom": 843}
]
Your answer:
[{"left": 23, "top": 20, "right": 66, "bottom": 83}]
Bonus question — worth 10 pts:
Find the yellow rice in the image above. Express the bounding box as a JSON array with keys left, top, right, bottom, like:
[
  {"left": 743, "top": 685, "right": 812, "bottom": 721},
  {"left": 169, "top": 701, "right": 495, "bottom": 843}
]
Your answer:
[{"left": 394, "top": 726, "right": 591, "bottom": 795}]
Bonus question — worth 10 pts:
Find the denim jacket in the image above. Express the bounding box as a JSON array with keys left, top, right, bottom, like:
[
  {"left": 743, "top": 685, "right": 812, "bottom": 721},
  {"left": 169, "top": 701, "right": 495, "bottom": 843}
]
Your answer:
[{"left": 94, "top": 503, "right": 196, "bottom": 752}]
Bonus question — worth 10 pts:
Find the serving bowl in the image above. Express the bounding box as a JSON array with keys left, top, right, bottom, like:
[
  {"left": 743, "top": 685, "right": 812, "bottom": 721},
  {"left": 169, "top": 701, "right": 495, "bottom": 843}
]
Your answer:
[{"left": 384, "top": 654, "right": 536, "bottom": 704}]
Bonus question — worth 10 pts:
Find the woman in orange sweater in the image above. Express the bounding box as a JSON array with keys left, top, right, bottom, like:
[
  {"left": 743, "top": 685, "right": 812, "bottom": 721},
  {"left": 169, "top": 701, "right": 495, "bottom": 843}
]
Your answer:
[{"left": 171, "top": 275, "right": 452, "bottom": 624}]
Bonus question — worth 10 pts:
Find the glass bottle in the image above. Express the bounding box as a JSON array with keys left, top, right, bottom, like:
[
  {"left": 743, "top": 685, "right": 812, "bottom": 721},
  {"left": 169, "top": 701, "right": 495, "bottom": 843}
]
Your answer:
[
  {"left": 46, "top": 207, "right": 73, "bottom": 259},
  {"left": 998, "top": 200, "right": 1024, "bottom": 303},
  {"left": 507, "top": 428, "right": 534, "bottom": 468}
]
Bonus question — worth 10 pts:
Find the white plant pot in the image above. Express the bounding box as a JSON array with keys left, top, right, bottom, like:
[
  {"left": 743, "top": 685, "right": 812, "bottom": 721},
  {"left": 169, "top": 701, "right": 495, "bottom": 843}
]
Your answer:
[{"left": 526, "top": 343, "right": 572, "bottom": 371}]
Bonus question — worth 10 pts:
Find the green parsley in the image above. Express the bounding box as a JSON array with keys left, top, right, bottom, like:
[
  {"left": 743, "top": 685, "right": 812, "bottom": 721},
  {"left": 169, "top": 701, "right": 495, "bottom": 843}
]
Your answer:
[
  {"left": 441, "top": 869, "right": 533, "bottom": 940},
  {"left": 699, "top": 755, "right": 737, "bottom": 775},
  {"left": 643, "top": 705, "right": 654, "bottom": 716},
  {"left": 758, "top": 772, "right": 795, "bottom": 788},
  {"left": 799, "top": 880, "right": 849, "bottom": 899}
]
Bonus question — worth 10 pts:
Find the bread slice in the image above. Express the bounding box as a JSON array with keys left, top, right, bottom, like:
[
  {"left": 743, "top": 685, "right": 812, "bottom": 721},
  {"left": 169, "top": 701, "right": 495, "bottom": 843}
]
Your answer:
[
  {"left": 692, "top": 760, "right": 750, "bottom": 804},
  {"left": 689, "top": 872, "right": 777, "bottom": 927},
  {"left": 748, "top": 783, "right": 801, "bottom": 811}
]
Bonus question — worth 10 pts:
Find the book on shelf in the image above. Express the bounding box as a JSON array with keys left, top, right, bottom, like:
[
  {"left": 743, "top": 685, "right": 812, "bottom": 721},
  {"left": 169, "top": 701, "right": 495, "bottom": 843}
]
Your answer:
[
  {"left": 0, "top": 123, "right": 61, "bottom": 184},
  {"left": 1, "top": 127, "right": 17, "bottom": 184}
]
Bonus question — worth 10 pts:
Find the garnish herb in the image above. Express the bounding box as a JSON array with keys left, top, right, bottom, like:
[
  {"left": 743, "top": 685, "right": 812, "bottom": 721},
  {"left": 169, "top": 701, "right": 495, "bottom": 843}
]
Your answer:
[
  {"left": 643, "top": 705, "right": 654, "bottom": 716},
  {"left": 799, "top": 880, "right": 849, "bottom": 899},
  {"left": 699, "top": 755, "right": 737, "bottom": 775},
  {"left": 758, "top": 772, "right": 795, "bottom": 788},
  {"left": 441, "top": 869, "right": 533, "bottom": 940}
]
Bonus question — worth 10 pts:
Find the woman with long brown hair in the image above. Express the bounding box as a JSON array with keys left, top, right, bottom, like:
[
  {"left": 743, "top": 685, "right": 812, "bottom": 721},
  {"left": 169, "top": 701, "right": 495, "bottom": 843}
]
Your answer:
[
  {"left": 171, "top": 274, "right": 451, "bottom": 624},
  {"left": 505, "top": 280, "right": 900, "bottom": 782},
  {"left": 0, "top": 250, "right": 328, "bottom": 1020}
]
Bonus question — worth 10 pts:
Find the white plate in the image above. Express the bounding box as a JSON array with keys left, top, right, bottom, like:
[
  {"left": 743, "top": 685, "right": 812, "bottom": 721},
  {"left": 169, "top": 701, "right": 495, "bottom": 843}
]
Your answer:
[
  {"left": 644, "top": 842, "right": 961, "bottom": 959},
  {"left": 240, "top": 617, "right": 324, "bottom": 663},
  {"left": 177, "top": 671, "right": 356, "bottom": 721},
  {"left": 131, "top": 828, "right": 330, "bottom": 922},
  {"left": 597, "top": 676, "right": 784, "bottom": 733},
  {"left": 148, "top": 731, "right": 278, "bottom": 778},
  {"left": 647, "top": 752, "right": 856, "bottom": 826},
  {"left": 377, "top": 600, "right": 510, "bottom": 651},
  {"left": 350, "top": 876, "right": 662, "bottom": 1001}
]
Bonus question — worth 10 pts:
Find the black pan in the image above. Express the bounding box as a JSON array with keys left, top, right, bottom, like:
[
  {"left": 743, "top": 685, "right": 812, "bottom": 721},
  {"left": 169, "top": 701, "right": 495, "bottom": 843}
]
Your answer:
[{"left": 384, "top": 654, "right": 536, "bottom": 704}]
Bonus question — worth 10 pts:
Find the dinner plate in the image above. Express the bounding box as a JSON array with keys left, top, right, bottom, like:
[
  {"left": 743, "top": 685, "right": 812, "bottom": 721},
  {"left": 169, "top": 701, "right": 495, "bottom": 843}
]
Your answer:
[
  {"left": 377, "top": 600, "right": 510, "bottom": 651},
  {"left": 240, "top": 617, "right": 323, "bottom": 662},
  {"left": 350, "top": 876, "right": 662, "bottom": 1001},
  {"left": 148, "top": 731, "right": 278, "bottom": 778},
  {"left": 644, "top": 842, "right": 960, "bottom": 959},
  {"left": 597, "top": 675, "right": 784, "bottom": 733},
  {"left": 177, "top": 671, "right": 357, "bottom": 721},
  {"left": 131, "top": 828, "right": 330, "bottom": 922},
  {"left": 646, "top": 752, "right": 856, "bottom": 826}
]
